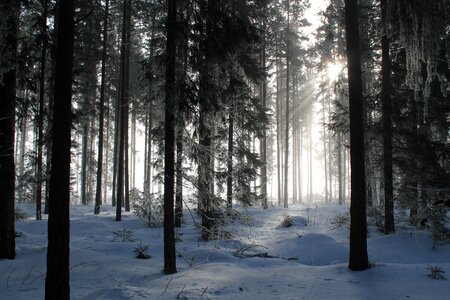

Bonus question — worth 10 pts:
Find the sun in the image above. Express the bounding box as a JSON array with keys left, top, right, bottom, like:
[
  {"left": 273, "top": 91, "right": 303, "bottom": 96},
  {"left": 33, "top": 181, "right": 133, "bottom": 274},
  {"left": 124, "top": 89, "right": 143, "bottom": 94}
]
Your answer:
[{"left": 326, "top": 62, "right": 344, "bottom": 81}]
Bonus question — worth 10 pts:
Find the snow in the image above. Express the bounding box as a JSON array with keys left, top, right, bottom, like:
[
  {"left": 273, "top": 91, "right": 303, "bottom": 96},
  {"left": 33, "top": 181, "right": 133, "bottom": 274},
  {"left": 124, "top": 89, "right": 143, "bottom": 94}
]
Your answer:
[{"left": 1, "top": 202, "right": 449, "bottom": 299}]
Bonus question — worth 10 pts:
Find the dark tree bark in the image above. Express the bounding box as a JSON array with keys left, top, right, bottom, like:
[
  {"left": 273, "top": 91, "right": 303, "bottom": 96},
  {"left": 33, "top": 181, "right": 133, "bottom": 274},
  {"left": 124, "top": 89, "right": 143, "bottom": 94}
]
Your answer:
[
  {"left": 380, "top": 0, "right": 395, "bottom": 234},
  {"left": 44, "top": 0, "right": 75, "bottom": 297},
  {"left": 0, "top": 0, "right": 18, "bottom": 260},
  {"left": 111, "top": 93, "right": 120, "bottom": 207},
  {"left": 116, "top": 0, "right": 131, "bottom": 220},
  {"left": 94, "top": 0, "right": 110, "bottom": 215},
  {"left": 36, "top": 0, "right": 48, "bottom": 220},
  {"left": 344, "top": 0, "right": 369, "bottom": 271},
  {"left": 227, "top": 106, "right": 234, "bottom": 215},
  {"left": 163, "top": 0, "right": 177, "bottom": 275}
]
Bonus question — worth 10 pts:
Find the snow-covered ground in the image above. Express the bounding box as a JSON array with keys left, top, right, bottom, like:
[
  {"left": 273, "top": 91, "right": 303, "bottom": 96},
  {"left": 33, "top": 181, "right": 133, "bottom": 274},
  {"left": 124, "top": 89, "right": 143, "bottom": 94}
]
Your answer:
[{"left": 1, "top": 202, "right": 449, "bottom": 299}]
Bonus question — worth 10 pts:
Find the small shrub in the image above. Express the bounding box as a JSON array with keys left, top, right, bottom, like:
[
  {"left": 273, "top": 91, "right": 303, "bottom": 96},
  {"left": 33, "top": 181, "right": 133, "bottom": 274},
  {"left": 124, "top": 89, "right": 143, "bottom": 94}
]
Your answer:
[
  {"left": 112, "top": 228, "right": 135, "bottom": 242},
  {"left": 132, "top": 190, "right": 164, "bottom": 227},
  {"left": 279, "top": 215, "right": 294, "bottom": 228},
  {"left": 134, "top": 242, "right": 151, "bottom": 259},
  {"left": 426, "top": 265, "right": 446, "bottom": 280},
  {"left": 329, "top": 212, "right": 349, "bottom": 230}
]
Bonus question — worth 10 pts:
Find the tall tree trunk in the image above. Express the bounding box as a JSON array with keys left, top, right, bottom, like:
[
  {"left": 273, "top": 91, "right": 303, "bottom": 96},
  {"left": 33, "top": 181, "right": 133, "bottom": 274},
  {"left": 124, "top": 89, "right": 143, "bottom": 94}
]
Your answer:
[
  {"left": 298, "top": 119, "right": 302, "bottom": 203},
  {"left": 116, "top": 0, "right": 131, "bottom": 220},
  {"left": 381, "top": 0, "right": 395, "bottom": 234},
  {"left": 283, "top": 0, "right": 290, "bottom": 209},
  {"left": 94, "top": 0, "right": 110, "bottom": 214},
  {"left": 163, "top": 0, "right": 177, "bottom": 275},
  {"left": 111, "top": 94, "right": 120, "bottom": 207},
  {"left": 131, "top": 99, "right": 136, "bottom": 189},
  {"left": 44, "top": 0, "right": 60, "bottom": 214},
  {"left": 344, "top": 0, "right": 369, "bottom": 271},
  {"left": 103, "top": 90, "right": 111, "bottom": 204},
  {"left": 323, "top": 93, "right": 328, "bottom": 203},
  {"left": 276, "top": 52, "right": 282, "bottom": 206},
  {"left": 308, "top": 105, "right": 313, "bottom": 202},
  {"left": 260, "top": 7, "right": 268, "bottom": 209},
  {"left": 0, "top": 0, "right": 18, "bottom": 259},
  {"left": 227, "top": 106, "right": 234, "bottom": 215},
  {"left": 44, "top": 0, "right": 75, "bottom": 297},
  {"left": 36, "top": 0, "right": 48, "bottom": 220},
  {"left": 144, "top": 12, "right": 156, "bottom": 196},
  {"left": 124, "top": 97, "right": 130, "bottom": 212}
]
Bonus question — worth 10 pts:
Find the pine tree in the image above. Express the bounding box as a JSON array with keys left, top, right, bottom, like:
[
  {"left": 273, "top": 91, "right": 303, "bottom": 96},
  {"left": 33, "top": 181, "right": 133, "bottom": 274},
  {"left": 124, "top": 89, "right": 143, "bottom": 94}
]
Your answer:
[
  {"left": 94, "top": 0, "right": 110, "bottom": 215},
  {"left": 0, "top": 0, "right": 19, "bottom": 260},
  {"left": 380, "top": 0, "right": 395, "bottom": 234},
  {"left": 45, "top": 0, "right": 75, "bottom": 297},
  {"left": 163, "top": 0, "right": 177, "bottom": 275},
  {"left": 344, "top": 0, "right": 369, "bottom": 271}
]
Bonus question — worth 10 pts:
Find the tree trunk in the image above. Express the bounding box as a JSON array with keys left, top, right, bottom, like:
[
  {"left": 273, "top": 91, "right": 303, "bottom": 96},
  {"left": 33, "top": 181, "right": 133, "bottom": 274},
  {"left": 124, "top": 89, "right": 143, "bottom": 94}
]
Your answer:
[
  {"left": 36, "top": 0, "right": 48, "bottom": 220},
  {"left": 0, "top": 0, "right": 18, "bottom": 259},
  {"left": 18, "top": 90, "right": 29, "bottom": 202},
  {"left": 323, "top": 93, "right": 328, "bottom": 203},
  {"left": 260, "top": 15, "right": 268, "bottom": 209},
  {"left": 381, "top": 0, "right": 395, "bottom": 234},
  {"left": 284, "top": 1, "right": 290, "bottom": 209},
  {"left": 308, "top": 105, "right": 313, "bottom": 202},
  {"left": 94, "top": 0, "right": 110, "bottom": 214},
  {"left": 276, "top": 52, "right": 282, "bottom": 206},
  {"left": 227, "top": 106, "right": 234, "bottom": 215},
  {"left": 344, "top": 0, "right": 369, "bottom": 271},
  {"left": 44, "top": 0, "right": 74, "bottom": 297},
  {"left": 144, "top": 12, "right": 156, "bottom": 196},
  {"left": 116, "top": 0, "right": 131, "bottom": 220},
  {"left": 175, "top": 126, "right": 183, "bottom": 228},
  {"left": 80, "top": 111, "right": 89, "bottom": 205},
  {"left": 338, "top": 133, "right": 343, "bottom": 205},
  {"left": 163, "top": 0, "right": 177, "bottom": 275}
]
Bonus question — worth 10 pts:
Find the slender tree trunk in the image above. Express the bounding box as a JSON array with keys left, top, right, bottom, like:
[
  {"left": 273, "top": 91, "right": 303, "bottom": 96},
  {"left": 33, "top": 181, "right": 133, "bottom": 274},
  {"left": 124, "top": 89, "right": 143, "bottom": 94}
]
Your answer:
[
  {"left": 103, "top": 91, "right": 110, "bottom": 204},
  {"left": 111, "top": 93, "right": 120, "bottom": 207},
  {"left": 276, "top": 53, "right": 282, "bottom": 206},
  {"left": 18, "top": 91, "right": 29, "bottom": 202},
  {"left": 131, "top": 100, "right": 136, "bottom": 189},
  {"left": 323, "top": 94, "right": 328, "bottom": 203},
  {"left": 36, "top": 0, "right": 48, "bottom": 220},
  {"left": 227, "top": 106, "right": 234, "bottom": 215},
  {"left": 344, "top": 0, "right": 369, "bottom": 271},
  {"left": 175, "top": 126, "right": 183, "bottom": 228},
  {"left": 338, "top": 133, "right": 343, "bottom": 205},
  {"left": 124, "top": 98, "right": 130, "bottom": 212},
  {"left": 81, "top": 111, "right": 89, "bottom": 205},
  {"left": 94, "top": 0, "right": 110, "bottom": 214},
  {"left": 284, "top": 1, "right": 290, "bottom": 209},
  {"left": 298, "top": 119, "right": 302, "bottom": 203},
  {"left": 116, "top": 0, "right": 131, "bottom": 220},
  {"left": 260, "top": 8, "right": 268, "bottom": 209},
  {"left": 308, "top": 106, "right": 313, "bottom": 202},
  {"left": 0, "top": 0, "right": 18, "bottom": 259},
  {"left": 44, "top": 0, "right": 74, "bottom": 297},
  {"left": 381, "top": 0, "right": 394, "bottom": 234},
  {"left": 163, "top": 0, "right": 177, "bottom": 274}
]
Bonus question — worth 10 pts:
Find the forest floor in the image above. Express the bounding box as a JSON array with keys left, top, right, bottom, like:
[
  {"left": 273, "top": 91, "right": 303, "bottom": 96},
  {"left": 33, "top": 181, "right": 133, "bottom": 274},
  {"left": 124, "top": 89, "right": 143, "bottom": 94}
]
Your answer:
[{"left": 1, "top": 201, "right": 449, "bottom": 299}]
